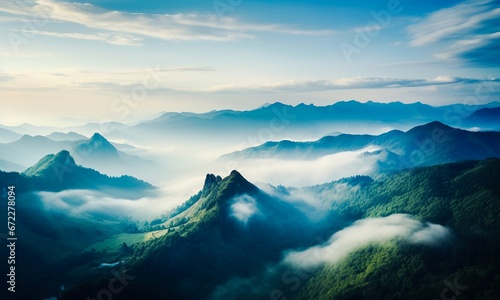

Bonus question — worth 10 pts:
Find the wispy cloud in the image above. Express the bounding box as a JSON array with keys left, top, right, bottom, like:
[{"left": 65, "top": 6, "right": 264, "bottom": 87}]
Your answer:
[
  {"left": 0, "top": 66, "right": 216, "bottom": 89},
  {"left": 408, "top": 0, "right": 500, "bottom": 66},
  {"left": 204, "top": 76, "right": 500, "bottom": 93},
  {"left": 30, "top": 30, "right": 144, "bottom": 46},
  {"left": 0, "top": 0, "right": 335, "bottom": 45},
  {"left": 284, "top": 214, "right": 451, "bottom": 269},
  {"left": 3, "top": 64, "right": 499, "bottom": 95}
]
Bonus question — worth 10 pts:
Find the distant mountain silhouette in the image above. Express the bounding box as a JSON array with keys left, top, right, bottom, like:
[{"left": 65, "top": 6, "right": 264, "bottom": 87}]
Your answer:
[
  {"left": 0, "top": 159, "right": 25, "bottom": 172},
  {"left": 463, "top": 107, "right": 500, "bottom": 130},
  {"left": 0, "top": 127, "right": 22, "bottom": 143},
  {"left": 74, "top": 133, "right": 121, "bottom": 162},
  {"left": 0, "top": 132, "right": 159, "bottom": 182},
  {"left": 46, "top": 131, "right": 88, "bottom": 141},
  {"left": 222, "top": 121, "right": 500, "bottom": 171},
  {"left": 128, "top": 100, "right": 500, "bottom": 148}
]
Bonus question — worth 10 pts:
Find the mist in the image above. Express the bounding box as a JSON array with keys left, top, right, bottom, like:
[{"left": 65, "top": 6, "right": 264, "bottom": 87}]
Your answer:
[
  {"left": 212, "top": 146, "right": 382, "bottom": 187},
  {"left": 283, "top": 214, "right": 452, "bottom": 269},
  {"left": 207, "top": 214, "right": 452, "bottom": 298},
  {"left": 230, "top": 195, "right": 260, "bottom": 224},
  {"left": 35, "top": 185, "right": 195, "bottom": 221}
]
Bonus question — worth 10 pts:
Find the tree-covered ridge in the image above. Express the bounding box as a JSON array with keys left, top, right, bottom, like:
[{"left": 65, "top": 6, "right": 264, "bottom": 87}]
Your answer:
[
  {"left": 60, "top": 170, "right": 312, "bottom": 299},
  {"left": 223, "top": 122, "right": 500, "bottom": 172},
  {"left": 298, "top": 159, "right": 500, "bottom": 299},
  {"left": 0, "top": 150, "right": 154, "bottom": 192}
]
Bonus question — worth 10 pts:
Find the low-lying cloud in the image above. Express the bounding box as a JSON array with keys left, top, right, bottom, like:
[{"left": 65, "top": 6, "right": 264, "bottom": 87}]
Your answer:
[
  {"left": 230, "top": 194, "right": 259, "bottom": 223},
  {"left": 36, "top": 186, "right": 191, "bottom": 221},
  {"left": 219, "top": 146, "right": 381, "bottom": 187},
  {"left": 284, "top": 214, "right": 451, "bottom": 269}
]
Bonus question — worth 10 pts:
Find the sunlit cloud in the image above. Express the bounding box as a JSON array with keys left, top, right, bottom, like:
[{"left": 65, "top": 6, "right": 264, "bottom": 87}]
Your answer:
[
  {"left": 0, "top": 66, "right": 215, "bottom": 90},
  {"left": 37, "top": 187, "right": 187, "bottom": 220}
]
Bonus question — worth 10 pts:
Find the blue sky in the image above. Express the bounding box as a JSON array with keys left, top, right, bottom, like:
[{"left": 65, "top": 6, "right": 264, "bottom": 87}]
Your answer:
[{"left": 0, "top": 0, "right": 499, "bottom": 125}]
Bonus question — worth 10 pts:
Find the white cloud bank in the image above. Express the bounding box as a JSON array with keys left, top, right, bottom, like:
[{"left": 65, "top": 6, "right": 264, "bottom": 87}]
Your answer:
[{"left": 284, "top": 214, "right": 451, "bottom": 269}]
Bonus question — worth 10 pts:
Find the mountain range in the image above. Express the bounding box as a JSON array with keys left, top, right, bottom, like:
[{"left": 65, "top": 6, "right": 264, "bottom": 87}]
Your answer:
[
  {"left": 462, "top": 107, "right": 500, "bottom": 129},
  {"left": 2, "top": 101, "right": 499, "bottom": 166},
  {"left": 0, "top": 132, "right": 159, "bottom": 182},
  {"left": 46, "top": 131, "right": 88, "bottom": 141},
  {"left": 0, "top": 127, "right": 22, "bottom": 143},
  {"left": 222, "top": 121, "right": 500, "bottom": 173},
  {"left": 146, "top": 100, "right": 500, "bottom": 125},
  {"left": 113, "top": 101, "right": 500, "bottom": 157},
  {"left": 2, "top": 100, "right": 500, "bottom": 299}
]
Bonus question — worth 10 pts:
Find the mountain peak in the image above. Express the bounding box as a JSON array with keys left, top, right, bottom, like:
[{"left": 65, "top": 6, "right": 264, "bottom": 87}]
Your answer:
[
  {"left": 55, "top": 149, "right": 72, "bottom": 159},
  {"left": 173, "top": 170, "right": 260, "bottom": 226},
  {"left": 260, "top": 102, "right": 292, "bottom": 110},
  {"left": 200, "top": 170, "right": 259, "bottom": 206},
  {"left": 405, "top": 121, "right": 455, "bottom": 136},
  {"left": 223, "top": 170, "right": 258, "bottom": 195},
  {"left": 22, "top": 150, "right": 154, "bottom": 191},
  {"left": 416, "top": 121, "right": 451, "bottom": 130},
  {"left": 229, "top": 170, "right": 242, "bottom": 178},
  {"left": 90, "top": 132, "right": 107, "bottom": 142},
  {"left": 24, "top": 150, "right": 78, "bottom": 178},
  {"left": 76, "top": 133, "right": 118, "bottom": 157},
  {"left": 202, "top": 173, "right": 222, "bottom": 197},
  {"left": 46, "top": 131, "right": 88, "bottom": 142},
  {"left": 18, "top": 134, "right": 49, "bottom": 142}
]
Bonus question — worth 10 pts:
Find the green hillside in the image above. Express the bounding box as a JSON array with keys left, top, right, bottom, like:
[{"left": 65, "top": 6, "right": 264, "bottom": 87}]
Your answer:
[
  {"left": 60, "top": 170, "right": 312, "bottom": 299},
  {"left": 297, "top": 159, "right": 500, "bottom": 299},
  {"left": 57, "top": 159, "right": 500, "bottom": 299},
  {"left": 0, "top": 150, "right": 154, "bottom": 192}
]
